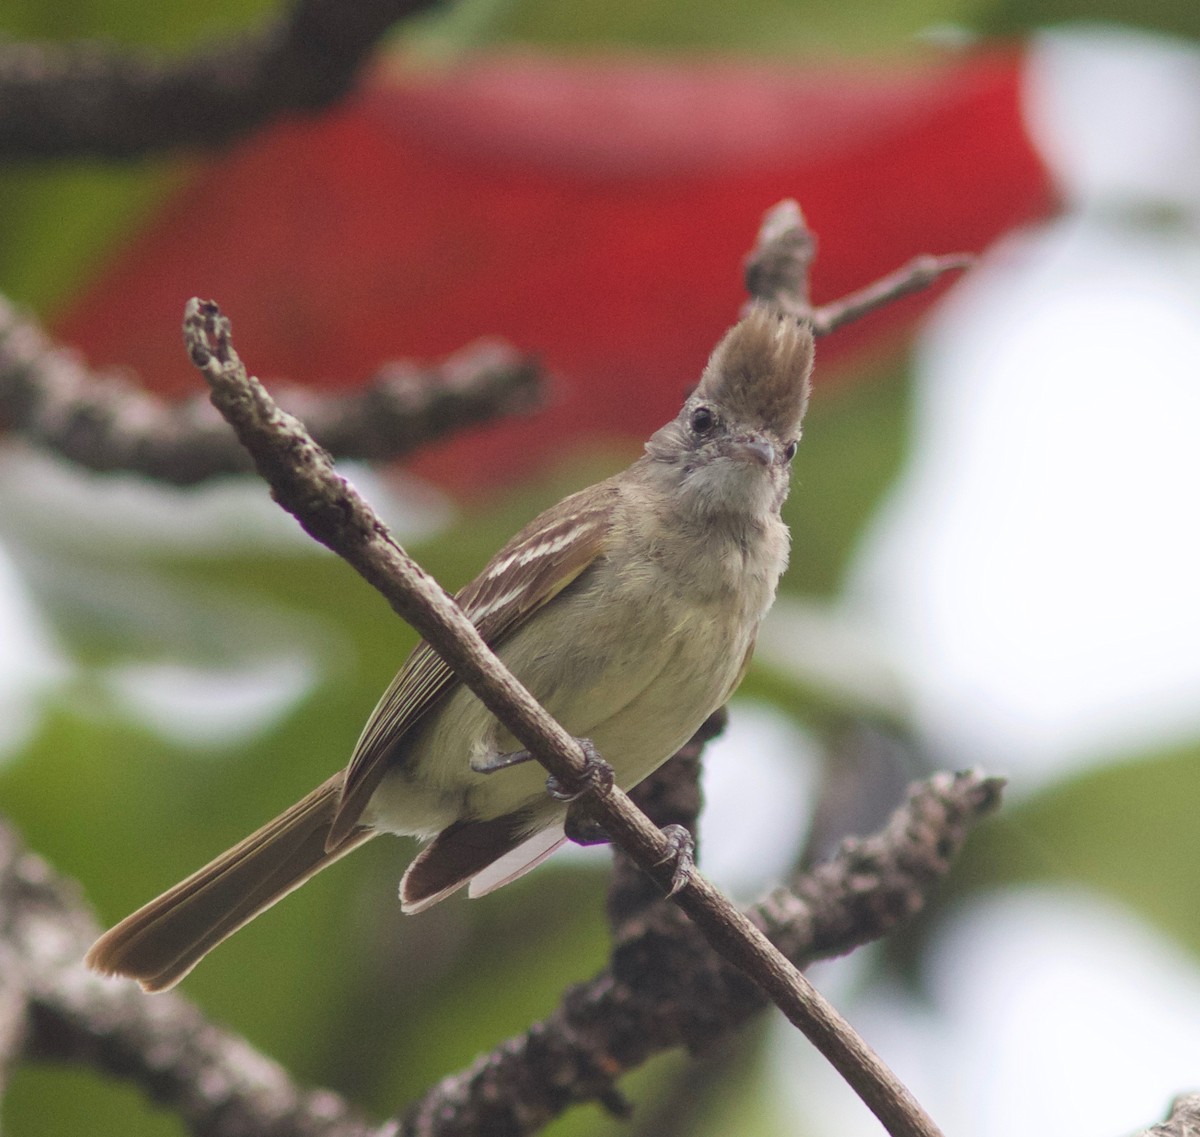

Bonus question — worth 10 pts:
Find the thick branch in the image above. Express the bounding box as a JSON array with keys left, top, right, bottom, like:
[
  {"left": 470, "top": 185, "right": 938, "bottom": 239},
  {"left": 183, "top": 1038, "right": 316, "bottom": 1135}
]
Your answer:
[
  {"left": 182, "top": 295, "right": 948, "bottom": 1137},
  {"left": 0, "top": 0, "right": 444, "bottom": 158},
  {"left": 4, "top": 778, "right": 1189, "bottom": 1137},
  {"left": 402, "top": 772, "right": 1000, "bottom": 1135},
  {"left": 0, "top": 297, "right": 543, "bottom": 483},
  {"left": 0, "top": 772, "right": 995, "bottom": 1137}
]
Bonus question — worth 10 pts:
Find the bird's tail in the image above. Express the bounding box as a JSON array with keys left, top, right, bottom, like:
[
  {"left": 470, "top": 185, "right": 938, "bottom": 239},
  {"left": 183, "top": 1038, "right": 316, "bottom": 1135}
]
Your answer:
[{"left": 85, "top": 775, "right": 374, "bottom": 992}]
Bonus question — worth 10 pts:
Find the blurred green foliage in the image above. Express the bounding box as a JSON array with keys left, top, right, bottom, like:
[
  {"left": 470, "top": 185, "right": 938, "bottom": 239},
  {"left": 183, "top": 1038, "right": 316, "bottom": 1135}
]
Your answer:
[
  {"left": 953, "top": 739, "right": 1200, "bottom": 957},
  {"left": 980, "top": 0, "right": 1200, "bottom": 40}
]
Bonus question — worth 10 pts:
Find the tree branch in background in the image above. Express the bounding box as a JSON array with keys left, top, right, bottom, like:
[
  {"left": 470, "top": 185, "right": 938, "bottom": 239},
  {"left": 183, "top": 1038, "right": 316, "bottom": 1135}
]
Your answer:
[
  {"left": 0, "top": 772, "right": 997, "bottom": 1137},
  {"left": 0, "top": 0, "right": 443, "bottom": 159},
  {"left": 0, "top": 296, "right": 543, "bottom": 483},
  {"left": 743, "top": 199, "right": 974, "bottom": 335},
  {"left": 1145, "top": 1095, "right": 1200, "bottom": 1137},
  {"left": 398, "top": 772, "right": 1000, "bottom": 1137},
  {"left": 0, "top": 821, "right": 378, "bottom": 1137},
  {"left": 0, "top": 200, "right": 969, "bottom": 486}
]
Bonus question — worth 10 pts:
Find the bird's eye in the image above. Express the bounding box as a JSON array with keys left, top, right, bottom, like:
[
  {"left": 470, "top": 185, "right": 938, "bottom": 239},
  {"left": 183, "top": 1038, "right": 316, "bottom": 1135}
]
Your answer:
[
  {"left": 783, "top": 440, "right": 798, "bottom": 462},
  {"left": 690, "top": 406, "right": 716, "bottom": 435}
]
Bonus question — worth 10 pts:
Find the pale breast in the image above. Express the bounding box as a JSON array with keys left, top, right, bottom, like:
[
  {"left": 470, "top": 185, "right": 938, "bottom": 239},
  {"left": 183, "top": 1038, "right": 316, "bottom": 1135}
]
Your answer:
[{"left": 368, "top": 511, "right": 787, "bottom": 835}]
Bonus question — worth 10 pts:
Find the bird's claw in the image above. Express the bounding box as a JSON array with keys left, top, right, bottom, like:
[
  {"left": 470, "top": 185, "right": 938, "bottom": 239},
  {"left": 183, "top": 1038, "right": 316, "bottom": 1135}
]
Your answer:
[
  {"left": 656, "top": 824, "right": 696, "bottom": 896},
  {"left": 546, "top": 738, "right": 614, "bottom": 803}
]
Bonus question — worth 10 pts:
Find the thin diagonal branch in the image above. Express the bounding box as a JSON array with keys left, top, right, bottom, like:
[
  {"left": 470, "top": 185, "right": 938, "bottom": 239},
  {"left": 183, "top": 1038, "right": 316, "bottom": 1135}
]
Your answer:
[
  {"left": 0, "top": 297, "right": 543, "bottom": 484},
  {"left": 811, "top": 254, "right": 976, "bottom": 337},
  {"left": 182, "top": 294, "right": 948, "bottom": 1137},
  {"left": 401, "top": 771, "right": 1002, "bottom": 1137},
  {"left": 0, "top": 0, "right": 445, "bottom": 159}
]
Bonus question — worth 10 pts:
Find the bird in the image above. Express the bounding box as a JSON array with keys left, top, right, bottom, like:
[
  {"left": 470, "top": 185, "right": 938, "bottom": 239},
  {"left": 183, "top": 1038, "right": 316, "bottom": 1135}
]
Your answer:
[{"left": 85, "top": 303, "right": 814, "bottom": 991}]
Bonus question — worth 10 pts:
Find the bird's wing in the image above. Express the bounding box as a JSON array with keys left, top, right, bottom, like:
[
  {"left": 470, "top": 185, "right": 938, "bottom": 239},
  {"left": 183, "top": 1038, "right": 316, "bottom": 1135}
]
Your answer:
[{"left": 326, "top": 482, "right": 618, "bottom": 846}]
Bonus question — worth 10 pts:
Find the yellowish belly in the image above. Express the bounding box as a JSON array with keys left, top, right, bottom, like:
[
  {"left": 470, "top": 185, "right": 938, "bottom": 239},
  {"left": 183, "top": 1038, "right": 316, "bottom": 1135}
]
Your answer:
[{"left": 366, "top": 586, "right": 754, "bottom": 836}]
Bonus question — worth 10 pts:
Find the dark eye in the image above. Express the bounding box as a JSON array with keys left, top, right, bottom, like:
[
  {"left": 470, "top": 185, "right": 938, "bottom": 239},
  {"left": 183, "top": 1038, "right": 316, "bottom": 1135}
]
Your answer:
[
  {"left": 690, "top": 406, "right": 716, "bottom": 435},
  {"left": 783, "top": 440, "right": 798, "bottom": 462}
]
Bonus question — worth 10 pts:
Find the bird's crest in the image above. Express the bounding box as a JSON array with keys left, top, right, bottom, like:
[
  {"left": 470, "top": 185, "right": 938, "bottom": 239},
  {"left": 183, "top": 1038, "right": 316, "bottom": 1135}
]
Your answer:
[{"left": 697, "top": 305, "right": 813, "bottom": 439}]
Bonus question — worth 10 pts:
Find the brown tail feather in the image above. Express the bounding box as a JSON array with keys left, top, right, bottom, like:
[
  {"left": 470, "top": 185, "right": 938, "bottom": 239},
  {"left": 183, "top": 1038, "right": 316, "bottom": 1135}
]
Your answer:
[
  {"left": 85, "top": 775, "right": 374, "bottom": 992},
  {"left": 400, "top": 813, "right": 531, "bottom": 914}
]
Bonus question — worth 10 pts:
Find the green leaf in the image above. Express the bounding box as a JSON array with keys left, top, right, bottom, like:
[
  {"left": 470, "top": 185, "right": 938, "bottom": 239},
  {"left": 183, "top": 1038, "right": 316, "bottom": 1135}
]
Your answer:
[
  {"left": 979, "top": 0, "right": 1200, "bottom": 42},
  {"left": 951, "top": 739, "right": 1200, "bottom": 956}
]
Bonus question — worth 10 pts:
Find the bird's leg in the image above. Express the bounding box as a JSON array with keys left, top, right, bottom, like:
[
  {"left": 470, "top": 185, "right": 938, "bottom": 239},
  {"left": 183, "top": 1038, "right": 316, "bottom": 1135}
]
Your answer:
[
  {"left": 546, "top": 742, "right": 693, "bottom": 893},
  {"left": 471, "top": 737, "right": 615, "bottom": 803},
  {"left": 473, "top": 738, "right": 620, "bottom": 847},
  {"left": 470, "top": 748, "right": 535, "bottom": 774}
]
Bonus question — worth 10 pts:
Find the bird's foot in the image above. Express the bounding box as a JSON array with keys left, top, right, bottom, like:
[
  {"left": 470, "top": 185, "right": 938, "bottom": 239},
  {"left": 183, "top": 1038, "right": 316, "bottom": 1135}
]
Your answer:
[
  {"left": 656, "top": 824, "right": 696, "bottom": 896},
  {"left": 546, "top": 738, "right": 614, "bottom": 803}
]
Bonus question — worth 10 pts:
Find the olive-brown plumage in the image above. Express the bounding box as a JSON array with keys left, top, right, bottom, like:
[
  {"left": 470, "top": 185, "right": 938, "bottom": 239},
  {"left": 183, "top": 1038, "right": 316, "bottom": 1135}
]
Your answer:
[{"left": 86, "top": 305, "right": 814, "bottom": 991}]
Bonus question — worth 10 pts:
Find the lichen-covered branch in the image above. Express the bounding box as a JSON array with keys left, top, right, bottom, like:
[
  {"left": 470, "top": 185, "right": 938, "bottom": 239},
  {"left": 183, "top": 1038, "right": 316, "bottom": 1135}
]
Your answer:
[
  {"left": 0, "top": 770, "right": 998, "bottom": 1137},
  {"left": 401, "top": 772, "right": 1001, "bottom": 1136},
  {"left": 0, "top": 297, "right": 543, "bottom": 483},
  {"left": 1143, "top": 1094, "right": 1200, "bottom": 1137},
  {"left": 0, "top": 0, "right": 444, "bottom": 158},
  {"left": 0, "top": 822, "right": 377, "bottom": 1137}
]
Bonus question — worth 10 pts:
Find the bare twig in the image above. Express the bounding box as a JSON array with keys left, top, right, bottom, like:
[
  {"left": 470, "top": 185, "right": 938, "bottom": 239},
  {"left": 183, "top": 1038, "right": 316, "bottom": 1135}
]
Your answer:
[
  {"left": 605, "top": 706, "right": 723, "bottom": 930},
  {"left": 0, "top": 297, "right": 543, "bottom": 483},
  {"left": 743, "top": 199, "right": 974, "bottom": 335},
  {"left": 0, "top": 0, "right": 444, "bottom": 158},
  {"left": 743, "top": 201, "right": 817, "bottom": 318},
  {"left": 182, "top": 296, "right": 948, "bottom": 1137},
  {"left": 811, "top": 254, "right": 976, "bottom": 337}
]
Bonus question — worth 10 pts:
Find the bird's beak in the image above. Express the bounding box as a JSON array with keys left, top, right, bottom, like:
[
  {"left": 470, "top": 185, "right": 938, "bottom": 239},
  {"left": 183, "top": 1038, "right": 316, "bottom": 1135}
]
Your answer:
[{"left": 729, "top": 434, "right": 775, "bottom": 467}]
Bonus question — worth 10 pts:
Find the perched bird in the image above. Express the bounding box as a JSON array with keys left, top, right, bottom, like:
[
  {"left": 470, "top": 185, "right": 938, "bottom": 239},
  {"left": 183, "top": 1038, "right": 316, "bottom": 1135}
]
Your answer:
[{"left": 86, "top": 304, "right": 814, "bottom": 991}]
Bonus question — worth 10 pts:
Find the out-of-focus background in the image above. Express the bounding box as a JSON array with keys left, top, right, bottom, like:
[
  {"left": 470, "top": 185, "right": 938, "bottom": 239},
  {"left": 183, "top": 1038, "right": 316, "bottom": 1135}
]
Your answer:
[{"left": 2, "top": 0, "right": 1199, "bottom": 1134}]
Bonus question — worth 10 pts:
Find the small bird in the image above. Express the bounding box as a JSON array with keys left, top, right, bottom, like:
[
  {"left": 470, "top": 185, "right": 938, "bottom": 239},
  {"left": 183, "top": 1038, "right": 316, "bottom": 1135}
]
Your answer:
[{"left": 86, "top": 304, "right": 813, "bottom": 991}]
